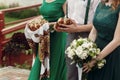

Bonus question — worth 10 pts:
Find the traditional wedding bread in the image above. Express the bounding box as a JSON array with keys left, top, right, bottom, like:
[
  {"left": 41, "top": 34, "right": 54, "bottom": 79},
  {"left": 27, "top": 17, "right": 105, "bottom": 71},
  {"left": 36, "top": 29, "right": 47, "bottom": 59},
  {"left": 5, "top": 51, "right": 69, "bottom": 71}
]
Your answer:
[
  {"left": 28, "top": 16, "right": 48, "bottom": 31},
  {"left": 55, "top": 17, "right": 73, "bottom": 28},
  {"left": 57, "top": 17, "right": 64, "bottom": 24},
  {"left": 58, "top": 17, "right": 73, "bottom": 25},
  {"left": 64, "top": 18, "right": 73, "bottom": 25}
]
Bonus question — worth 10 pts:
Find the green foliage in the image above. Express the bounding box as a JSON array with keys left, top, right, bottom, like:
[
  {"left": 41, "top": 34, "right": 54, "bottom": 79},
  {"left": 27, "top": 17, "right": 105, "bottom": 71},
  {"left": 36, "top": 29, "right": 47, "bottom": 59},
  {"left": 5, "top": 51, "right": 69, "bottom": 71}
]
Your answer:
[
  {"left": 5, "top": 8, "right": 39, "bottom": 19},
  {"left": 19, "top": 9, "right": 39, "bottom": 18},
  {"left": 0, "top": 3, "right": 8, "bottom": 9},
  {"left": 2, "top": 32, "right": 31, "bottom": 55},
  {"left": 0, "top": 6, "right": 8, "bottom": 9},
  {"left": 14, "top": 61, "right": 31, "bottom": 69},
  {"left": 5, "top": 16, "right": 19, "bottom": 23},
  {"left": 0, "top": 2, "right": 39, "bottom": 19}
]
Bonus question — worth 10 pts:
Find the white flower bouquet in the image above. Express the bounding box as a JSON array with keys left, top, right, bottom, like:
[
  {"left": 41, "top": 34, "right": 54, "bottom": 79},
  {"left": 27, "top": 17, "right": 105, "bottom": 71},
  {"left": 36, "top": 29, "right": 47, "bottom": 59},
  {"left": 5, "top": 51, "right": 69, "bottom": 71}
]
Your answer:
[{"left": 65, "top": 37, "right": 106, "bottom": 69}]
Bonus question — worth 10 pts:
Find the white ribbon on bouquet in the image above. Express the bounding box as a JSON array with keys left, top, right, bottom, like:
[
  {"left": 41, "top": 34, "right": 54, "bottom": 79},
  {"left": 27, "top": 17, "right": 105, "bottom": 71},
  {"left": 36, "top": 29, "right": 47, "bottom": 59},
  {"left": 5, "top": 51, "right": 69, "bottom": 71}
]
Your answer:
[{"left": 76, "top": 64, "right": 83, "bottom": 80}]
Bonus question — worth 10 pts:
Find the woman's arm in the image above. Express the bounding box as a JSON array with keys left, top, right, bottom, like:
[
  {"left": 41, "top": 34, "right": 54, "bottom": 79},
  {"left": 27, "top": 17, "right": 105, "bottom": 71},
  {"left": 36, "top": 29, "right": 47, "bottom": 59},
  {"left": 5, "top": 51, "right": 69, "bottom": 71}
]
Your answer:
[
  {"left": 75, "top": 23, "right": 93, "bottom": 32},
  {"left": 63, "top": 1, "right": 67, "bottom": 15},
  {"left": 88, "top": 26, "right": 97, "bottom": 42},
  {"left": 48, "top": 22, "right": 56, "bottom": 26},
  {"left": 57, "top": 20, "right": 93, "bottom": 33}
]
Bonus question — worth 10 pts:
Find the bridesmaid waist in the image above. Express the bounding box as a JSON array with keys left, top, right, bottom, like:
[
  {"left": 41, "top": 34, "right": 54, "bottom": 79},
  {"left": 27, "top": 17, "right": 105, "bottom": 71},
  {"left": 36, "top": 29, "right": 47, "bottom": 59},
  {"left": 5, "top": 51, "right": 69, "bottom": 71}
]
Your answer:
[{"left": 95, "top": 36, "right": 111, "bottom": 50}]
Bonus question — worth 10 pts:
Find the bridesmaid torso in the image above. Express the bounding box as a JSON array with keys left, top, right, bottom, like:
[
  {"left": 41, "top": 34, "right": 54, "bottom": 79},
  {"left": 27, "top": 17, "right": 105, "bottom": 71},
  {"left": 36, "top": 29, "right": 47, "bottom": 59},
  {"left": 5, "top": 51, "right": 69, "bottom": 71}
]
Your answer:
[
  {"left": 94, "top": 2, "right": 120, "bottom": 42},
  {"left": 39, "top": 0, "right": 65, "bottom": 22}
]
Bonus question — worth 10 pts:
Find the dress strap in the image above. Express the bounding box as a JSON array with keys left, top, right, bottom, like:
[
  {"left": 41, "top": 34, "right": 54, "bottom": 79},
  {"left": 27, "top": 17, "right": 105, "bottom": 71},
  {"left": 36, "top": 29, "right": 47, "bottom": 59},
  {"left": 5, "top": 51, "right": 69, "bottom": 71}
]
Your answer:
[
  {"left": 84, "top": 0, "right": 91, "bottom": 24},
  {"left": 66, "top": 1, "right": 68, "bottom": 18}
]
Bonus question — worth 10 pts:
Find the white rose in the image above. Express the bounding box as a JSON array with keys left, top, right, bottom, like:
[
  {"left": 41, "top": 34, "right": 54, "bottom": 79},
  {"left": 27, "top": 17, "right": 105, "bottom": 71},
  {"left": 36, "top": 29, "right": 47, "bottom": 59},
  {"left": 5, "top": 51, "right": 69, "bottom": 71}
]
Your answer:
[
  {"left": 97, "top": 60, "right": 106, "bottom": 69},
  {"left": 65, "top": 46, "right": 71, "bottom": 54},
  {"left": 96, "top": 49, "right": 101, "bottom": 54},
  {"left": 82, "top": 38, "right": 87, "bottom": 41},
  {"left": 75, "top": 46, "right": 83, "bottom": 57},
  {"left": 97, "top": 63, "right": 104, "bottom": 69},
  {"left": 77, "top": 38, "right": 83, "bottom": 42},
  {"left": 81, "top": 42, "right": 91, "bottom": 48},
  {"left": 92, "top": 55, "right": 97, "bottom": 59},
  {"left": 75, "top": 46, "right": 88, "bottom": 60},
  {"left": 71, "top": 40, "right": 77, "bottom": 47},
  {"left": 67, "top": 49, "right": 75, "bottom": 59},
  {"left": 80, "top": 51, "right": 88, "bottom": 60}
]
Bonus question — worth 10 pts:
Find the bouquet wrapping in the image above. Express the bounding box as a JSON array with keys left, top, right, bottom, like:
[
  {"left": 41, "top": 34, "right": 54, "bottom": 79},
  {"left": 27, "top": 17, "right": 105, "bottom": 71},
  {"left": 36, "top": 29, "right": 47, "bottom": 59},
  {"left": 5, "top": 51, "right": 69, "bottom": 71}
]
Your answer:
[{"left": 24, "top": 16, "right": 50, "bottom": 78}]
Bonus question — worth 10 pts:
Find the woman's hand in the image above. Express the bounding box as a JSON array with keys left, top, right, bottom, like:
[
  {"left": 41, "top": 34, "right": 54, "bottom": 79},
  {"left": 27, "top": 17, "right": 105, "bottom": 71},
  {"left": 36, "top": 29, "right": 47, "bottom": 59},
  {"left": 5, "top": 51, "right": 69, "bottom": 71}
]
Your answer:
[
  {"left": 83, "top": 59, "right": 97, "bottom": 73},
  {"left": 54, "top": 20, "right": 79, "bottom": 33},
  {"left": 54, "top": 22, "right": 62, "bottom": 32}
]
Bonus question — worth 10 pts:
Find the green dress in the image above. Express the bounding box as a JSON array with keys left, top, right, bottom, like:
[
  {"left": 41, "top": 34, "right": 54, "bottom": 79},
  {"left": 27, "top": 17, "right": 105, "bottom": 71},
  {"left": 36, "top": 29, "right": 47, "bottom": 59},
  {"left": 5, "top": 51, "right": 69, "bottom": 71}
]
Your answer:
[
  {"left": 87, "top": 2, "right": 120, "bottom": 80},
  {"left": 28, "top": 0, "right": 67, "bottom": 80}
]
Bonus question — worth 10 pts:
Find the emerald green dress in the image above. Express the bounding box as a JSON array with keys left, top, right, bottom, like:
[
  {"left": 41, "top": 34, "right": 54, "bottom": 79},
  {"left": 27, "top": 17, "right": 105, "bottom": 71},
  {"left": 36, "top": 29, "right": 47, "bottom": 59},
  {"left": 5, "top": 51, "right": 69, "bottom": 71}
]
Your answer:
[
  {"left": 28, "top": 0, "right": 67, "bottom": 80},
  {"left": 87, "top": 2, "right": 120, "bottom": 80}
]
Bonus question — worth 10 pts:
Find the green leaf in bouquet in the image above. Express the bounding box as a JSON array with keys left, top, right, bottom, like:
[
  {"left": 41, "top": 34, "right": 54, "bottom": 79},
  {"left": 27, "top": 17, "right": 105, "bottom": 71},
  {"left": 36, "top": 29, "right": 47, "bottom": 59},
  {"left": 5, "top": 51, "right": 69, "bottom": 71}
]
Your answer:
[
  {"left": 89, "top": 51, "right": 96, "bottom": 57},
  {"left": 93, "top": 44, "right": 97, "bottom": 48},
  {"left": 73, "top": 55, "right": 83, "bottom": 64},
  {"left": 76, "top": 41, "right": 84, "bottom": 47},
  {"left": 78, "top": 62, "right": 82, "bottom": 68}
]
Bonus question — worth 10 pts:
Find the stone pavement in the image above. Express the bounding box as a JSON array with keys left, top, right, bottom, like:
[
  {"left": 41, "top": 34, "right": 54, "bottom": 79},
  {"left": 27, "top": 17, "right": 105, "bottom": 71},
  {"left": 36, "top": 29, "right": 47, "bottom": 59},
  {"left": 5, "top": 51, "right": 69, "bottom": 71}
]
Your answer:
[{"left": 0, "top": 66, "right": 30, "bottom": 80}]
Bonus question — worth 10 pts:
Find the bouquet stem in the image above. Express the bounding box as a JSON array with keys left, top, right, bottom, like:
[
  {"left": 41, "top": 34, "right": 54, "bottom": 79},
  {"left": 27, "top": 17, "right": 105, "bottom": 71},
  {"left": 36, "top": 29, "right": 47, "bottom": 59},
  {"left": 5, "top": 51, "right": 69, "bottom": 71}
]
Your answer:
[{"left": 82, "top": 72, "right": 87, "bottom": 80}]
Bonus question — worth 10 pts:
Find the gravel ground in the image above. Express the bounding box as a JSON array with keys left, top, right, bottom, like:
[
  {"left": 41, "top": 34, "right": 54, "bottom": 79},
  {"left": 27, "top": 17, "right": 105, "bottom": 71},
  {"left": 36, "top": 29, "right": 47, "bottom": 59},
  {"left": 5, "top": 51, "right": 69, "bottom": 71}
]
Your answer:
[{"left": 0, "top": 66, "right": 30, "bottom": 80}]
